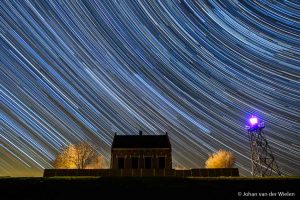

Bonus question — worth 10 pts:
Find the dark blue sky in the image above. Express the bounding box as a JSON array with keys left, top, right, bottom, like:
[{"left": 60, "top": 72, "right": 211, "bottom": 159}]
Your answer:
[{"left": 1, "top": 0, "right": 299, "bottom": 176}]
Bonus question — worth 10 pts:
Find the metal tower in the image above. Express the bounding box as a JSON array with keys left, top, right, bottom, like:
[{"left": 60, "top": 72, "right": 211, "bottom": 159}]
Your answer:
[{"left": 246, "top": 116, "right": 281, "bottom": 177}]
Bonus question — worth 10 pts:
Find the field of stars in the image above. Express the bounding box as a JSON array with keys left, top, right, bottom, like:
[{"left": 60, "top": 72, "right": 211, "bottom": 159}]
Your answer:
[{"left": 1, "top": 0, "right": 299, "bottom": 177}]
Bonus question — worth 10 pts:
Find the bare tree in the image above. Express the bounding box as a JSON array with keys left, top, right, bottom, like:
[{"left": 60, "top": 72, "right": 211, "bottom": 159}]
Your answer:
[
  {"left": 205, "top": 149, "right": 235, "bottom": 168},
  {"left": 53, "top": 144, "right": 77, "bottom": 169},
  {"left": 85, "top": 155, "right": 108, "bottom": 169},
  {"left": 53, "top": 142, "right": 106, "bottom": 169},
  {"left": 74, "top": 142, "right": 97, "bottom": 169}
]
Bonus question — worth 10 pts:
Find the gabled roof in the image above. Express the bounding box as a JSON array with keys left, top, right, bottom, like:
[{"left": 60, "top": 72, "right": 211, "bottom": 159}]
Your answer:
[{"left": 111, "top": 134, "right": 171, "bottom": 149}]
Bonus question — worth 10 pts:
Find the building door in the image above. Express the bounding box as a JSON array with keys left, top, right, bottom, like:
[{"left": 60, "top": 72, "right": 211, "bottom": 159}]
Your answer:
[
  {"left": 118, "top": 157, "right": 125, "bottom": 169},
  {"left": 131, "top": 157, "right": 139, "bottom": 169},
  {"left": 144, "top": 157, "right": 152, "bottom": 169},
  {"left": 158, "top": 157, "right": 165, "bottom": 169}
]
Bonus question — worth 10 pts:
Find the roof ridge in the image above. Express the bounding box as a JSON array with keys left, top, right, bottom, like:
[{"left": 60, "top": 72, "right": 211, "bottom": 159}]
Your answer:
[{"left": 112, "top": 134, "right": 171, "bottom": 149}]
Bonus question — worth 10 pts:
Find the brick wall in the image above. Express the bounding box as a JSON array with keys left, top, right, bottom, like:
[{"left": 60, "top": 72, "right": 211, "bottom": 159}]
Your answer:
[
  {"left": 43, "top": 168, "right": 239, "bottom": 177},
  {"left": 111, "top": 149, "right": 172, "bottom": 169}
]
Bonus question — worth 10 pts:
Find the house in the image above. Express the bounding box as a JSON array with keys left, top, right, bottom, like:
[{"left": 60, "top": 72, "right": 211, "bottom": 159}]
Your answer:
[
  {"left": 110, "top": 131, "right": 172, "bottom": 170},
  {"left": 43, "top": 130, "right": 240, "bottom": 177}
]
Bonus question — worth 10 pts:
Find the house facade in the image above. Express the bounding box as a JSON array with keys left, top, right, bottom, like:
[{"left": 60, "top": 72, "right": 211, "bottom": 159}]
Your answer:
[
  {"left": 110, "top": 131, "right": 172, "bottom": 170},
  {"left": 44, "top": 131, "right": 240, "bottom": 177}
]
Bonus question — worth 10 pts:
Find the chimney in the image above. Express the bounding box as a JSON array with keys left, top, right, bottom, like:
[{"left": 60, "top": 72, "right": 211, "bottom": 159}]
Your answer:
[{"left": 139, "top": 130, "right": 142, "bottom": 136}]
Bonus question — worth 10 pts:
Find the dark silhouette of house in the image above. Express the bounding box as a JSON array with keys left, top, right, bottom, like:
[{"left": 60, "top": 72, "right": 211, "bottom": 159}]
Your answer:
[
  {"left": 111, "top": 131, "right": 172, "bottom": 169},
  {"left": 43, "top": 131, "right": 240, "bottom": 177}
]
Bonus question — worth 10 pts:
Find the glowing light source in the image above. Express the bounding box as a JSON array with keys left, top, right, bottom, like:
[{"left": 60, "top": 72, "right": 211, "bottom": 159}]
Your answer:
[
  {"left": 249, "top": 116, "right": 258, "bottom": 125},
  {"left": 246, "top": 115, "right": 265, "bottom": 131}
]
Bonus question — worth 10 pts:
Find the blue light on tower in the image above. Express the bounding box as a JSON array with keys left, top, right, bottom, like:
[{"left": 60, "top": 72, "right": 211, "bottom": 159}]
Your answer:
[{"left": 246, "top": 115, "right": 265, "bottom": 131}]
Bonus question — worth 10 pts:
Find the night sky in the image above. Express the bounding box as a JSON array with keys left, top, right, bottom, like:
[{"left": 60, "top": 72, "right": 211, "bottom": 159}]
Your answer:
[{"left": 1, "top": 0, "right": 300, "bottom": 177}]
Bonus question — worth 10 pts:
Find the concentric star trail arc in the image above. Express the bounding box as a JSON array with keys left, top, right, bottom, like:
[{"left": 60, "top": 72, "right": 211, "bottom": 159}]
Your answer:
[{"left": 1, "top": 0, "right": 299, "bottom": 177}]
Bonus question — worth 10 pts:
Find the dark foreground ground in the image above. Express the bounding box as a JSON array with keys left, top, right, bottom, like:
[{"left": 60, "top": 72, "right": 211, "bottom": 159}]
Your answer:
[{"left": 0, "top": 177, "right": 299, "bottom": 199}]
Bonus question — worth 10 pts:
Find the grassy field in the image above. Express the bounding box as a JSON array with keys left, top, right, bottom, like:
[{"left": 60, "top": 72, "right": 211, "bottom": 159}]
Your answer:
[{"left": 0, "top": 176, "right": 299, "bottom": 199}]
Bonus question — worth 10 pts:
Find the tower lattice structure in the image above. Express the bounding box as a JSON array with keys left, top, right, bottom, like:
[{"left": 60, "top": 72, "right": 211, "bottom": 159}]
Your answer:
[{"left": 247, "top": 121, "right": 281, "bottom": 177}]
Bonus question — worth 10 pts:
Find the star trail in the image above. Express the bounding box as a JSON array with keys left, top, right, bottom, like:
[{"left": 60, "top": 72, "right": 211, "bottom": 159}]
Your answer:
[{"left": 1, "top": 0, "right": 300, "bottom": 177}]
